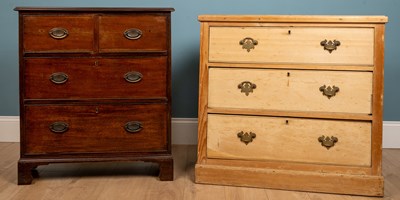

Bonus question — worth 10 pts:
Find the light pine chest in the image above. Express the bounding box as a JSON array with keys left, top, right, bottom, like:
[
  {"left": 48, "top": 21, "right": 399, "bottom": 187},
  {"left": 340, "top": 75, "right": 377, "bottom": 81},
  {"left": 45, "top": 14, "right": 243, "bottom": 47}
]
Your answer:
[{"left": 195, "top": 15, "right": 388, "bottom": 196}]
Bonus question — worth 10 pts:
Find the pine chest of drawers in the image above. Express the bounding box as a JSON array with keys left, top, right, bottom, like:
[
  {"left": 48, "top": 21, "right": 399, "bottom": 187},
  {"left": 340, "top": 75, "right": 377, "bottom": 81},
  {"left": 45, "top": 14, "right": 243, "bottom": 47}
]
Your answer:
[
  {"left": 15, "top": 7, "right": 174, "bottom": 184},
  {"left": 195, "top": 15, "right": 388, "bottom": 196}
]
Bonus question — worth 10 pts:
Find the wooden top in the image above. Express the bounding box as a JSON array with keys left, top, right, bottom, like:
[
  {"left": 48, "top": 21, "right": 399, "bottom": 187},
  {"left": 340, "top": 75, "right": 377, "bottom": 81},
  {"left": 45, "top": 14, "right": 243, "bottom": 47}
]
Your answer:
[
  {"left": 198, "top": 15, "right": 388, "bottom": 23},
  {"left": 14, "top": 7, "right": 174, "bottom": 12}
]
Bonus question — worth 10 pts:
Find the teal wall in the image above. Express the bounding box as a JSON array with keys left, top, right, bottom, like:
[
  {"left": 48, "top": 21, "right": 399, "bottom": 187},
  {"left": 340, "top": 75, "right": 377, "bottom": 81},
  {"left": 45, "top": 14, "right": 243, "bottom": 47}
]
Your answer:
[{"left": 1, "top": 0, "right": 399, "bottom": 119}]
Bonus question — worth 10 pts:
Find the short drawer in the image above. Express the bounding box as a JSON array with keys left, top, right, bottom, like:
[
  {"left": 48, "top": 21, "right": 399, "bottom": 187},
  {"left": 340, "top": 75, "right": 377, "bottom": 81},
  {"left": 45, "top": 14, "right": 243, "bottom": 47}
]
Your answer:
[
  {"left": 209, "top": 27, "right": 374, "bottom": 65},
  {"left": 208, "top": 68, "right": 372, "bottom": 114},
  {"left": 22, "top": 15, "right": 95, "bottom": 53},
  {"left": 99, "top": 15, "right": 168, "bottom": 52},
  {"left": 24, "top": 57, "right": 167, "bottom": 99},
  {"left": 207, "top": 114, "right": 371, "bottom": 166},
  {"left": 23, "top": 104, "right": 168, "bottom": 154}
]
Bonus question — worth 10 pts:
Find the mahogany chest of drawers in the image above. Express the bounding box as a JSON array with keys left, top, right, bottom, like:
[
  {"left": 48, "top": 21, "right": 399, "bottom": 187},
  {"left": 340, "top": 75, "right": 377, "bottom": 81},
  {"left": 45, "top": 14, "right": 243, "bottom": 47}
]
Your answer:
[
  {"left": 15, "top": 7, "right": 174, "bottom": 184},
  {"left": 195, "top": 15, "right": 388, "bottom": 196}
]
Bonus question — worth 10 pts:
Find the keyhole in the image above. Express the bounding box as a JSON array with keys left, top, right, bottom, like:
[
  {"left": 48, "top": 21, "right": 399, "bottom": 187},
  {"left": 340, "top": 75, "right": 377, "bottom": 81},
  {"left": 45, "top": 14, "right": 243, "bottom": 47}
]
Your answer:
[
  {"left": 288, "top": 30, "right": 291, "bottom": 35},
  {"left": 95, "top": 107, "right": 99, "bottom": 114},
  {"left": 287, "top": 72, "right": 290, "bottom": 77},
  {"left": 286, "top": 120, "right": 289, "bottom": 125}
]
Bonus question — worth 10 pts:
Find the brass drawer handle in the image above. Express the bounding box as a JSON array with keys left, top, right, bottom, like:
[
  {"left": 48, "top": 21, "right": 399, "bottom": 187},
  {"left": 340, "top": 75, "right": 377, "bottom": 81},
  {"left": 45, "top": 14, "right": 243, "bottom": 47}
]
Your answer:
[
  {"left": 319, "top": 85, "right": 339, "bottom": 99},
  {"left": 238, "top": 81, "right": 256, "bottom": 96},
  {"left": 124, "top": 28, "right": 143, "bottom": 40},
  {"left": 239, "top": 37, "right": 258, "bottom": 52},
  {"left": 49, "top": 122, "right": 69, "bottom": 133},
  {"left": 124, "top": 121, "right": 143, "bottom": 133},
  {"left": 318, "top": 135, "right": 338, "bottom": 149},
  {"left": 50, "top": 72, "right": 69, "bottom": 84},
  {"left": 124, "top": 71, "right": 143, "bottom": 83},
  {"left": 49, "top": 27, "right": 69, "bottom": 39},
  {"left": 320, "top": 39, "right": 340, "bottom": 53},
  {"left": 237, "top": 131, "right": 256, "bottom": 145}
]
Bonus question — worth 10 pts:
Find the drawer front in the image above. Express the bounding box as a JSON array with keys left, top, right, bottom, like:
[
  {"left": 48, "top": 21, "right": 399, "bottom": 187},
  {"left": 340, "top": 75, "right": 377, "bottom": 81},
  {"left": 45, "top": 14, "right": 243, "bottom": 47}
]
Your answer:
[
  {"left": 99, "top": 15, "right": 168, "bottom": 52},
  {"left": 209, "top": 27, "right": 374, "bottom": 65},
  {"left": 207, "top": 114, "right": 371, "bottom": 166},
  {"left": 24, "top": 104, "right": 168, "bottom": 154},
  {"left": 209, "top": 68, "right": 372, "bottom": 114},
  {"left": 24, "top": 57, "right": 167, "bottom": 99},
  {"left": 23, "top": 15, "right": 95, "bottom": 53}
]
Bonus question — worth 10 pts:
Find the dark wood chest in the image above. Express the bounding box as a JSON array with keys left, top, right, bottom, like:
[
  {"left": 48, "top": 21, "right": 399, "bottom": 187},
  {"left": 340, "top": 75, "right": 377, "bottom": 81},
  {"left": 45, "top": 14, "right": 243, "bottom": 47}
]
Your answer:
[{"left": 15, "top": 7, "right": 174, "bottom": 184}]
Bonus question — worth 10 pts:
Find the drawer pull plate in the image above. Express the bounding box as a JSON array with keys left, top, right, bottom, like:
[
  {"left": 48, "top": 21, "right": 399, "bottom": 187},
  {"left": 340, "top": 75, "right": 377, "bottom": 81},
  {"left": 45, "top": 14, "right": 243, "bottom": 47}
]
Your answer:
[
  {"left": 239, "top": 37, "right": 258, "bottom": 52},
  {"left": 237, "top": 131, "right": 256, "bottom": 145},
  {"left": 124, "top": 28, "right": 143, "bottom": 40},
  {"left": 319, "top": 85, "right": 339, "bottom": 99},
  {"left": 49, "top": 27, "right": 69, "bottom": 39},
  {"left": 318, "top": 135, "right": 338, "bottom": 149},
  {"left": 124, "top": 121, "right": 143, "bottom": 133},
  {"left": 49, "top": 122, "right": 69, "bottom": 133},
  {"left": 320, "top": 39, "right": 341, "bottom": 53},
  {"left": 124, "top": 71, "right": 143, "bottom": 83},
  {"left": 50, "top": 72, "right": 69, "bottom": 84},
  {"left": 238, "top": 81, "right": 257, "bottom": 96}
]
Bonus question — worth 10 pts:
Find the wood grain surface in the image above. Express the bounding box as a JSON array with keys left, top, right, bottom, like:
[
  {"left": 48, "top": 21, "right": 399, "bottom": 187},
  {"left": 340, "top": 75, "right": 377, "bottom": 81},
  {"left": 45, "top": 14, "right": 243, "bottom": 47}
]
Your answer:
[
  {"left": 1, "top": 143, "right": 399, "bottom": 199},
  {"left": 209, "top": 27, "right": 374, "bottom": 65}
]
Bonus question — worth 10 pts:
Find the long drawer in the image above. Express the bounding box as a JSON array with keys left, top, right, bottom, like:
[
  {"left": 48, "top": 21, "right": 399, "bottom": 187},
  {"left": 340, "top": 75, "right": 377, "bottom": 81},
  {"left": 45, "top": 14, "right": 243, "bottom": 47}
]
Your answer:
[
  {"left": 207, "top": 114, "right": 371, "bottom": 166},
  {"left": 209, "top": 27, "right": 374, "bottom": 65},
  {"left": 23, "top": 103, "right": 168, "bottom": 155},
  {"left": 208, "top": 68, "right": 373, "bottom": 114},
  {"left": 24, "top": 57, "right": 167, "bottom": 99}
]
